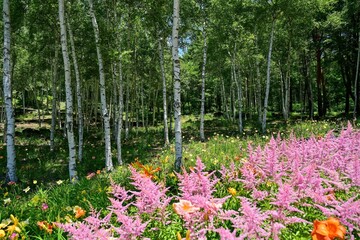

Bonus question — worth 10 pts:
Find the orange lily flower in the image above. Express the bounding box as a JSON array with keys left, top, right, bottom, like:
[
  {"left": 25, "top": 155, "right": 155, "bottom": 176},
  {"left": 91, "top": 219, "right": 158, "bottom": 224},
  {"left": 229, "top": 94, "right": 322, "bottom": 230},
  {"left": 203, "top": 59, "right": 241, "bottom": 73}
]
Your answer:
[
  {"left": 173, "top": 200, "right": 200, "bottom": 217},
  {"left": 311, "top": 217, "right": 346, "bottom": 240},
  {"left": 73, "top": 206, "right": 86, "bottom": 219}
]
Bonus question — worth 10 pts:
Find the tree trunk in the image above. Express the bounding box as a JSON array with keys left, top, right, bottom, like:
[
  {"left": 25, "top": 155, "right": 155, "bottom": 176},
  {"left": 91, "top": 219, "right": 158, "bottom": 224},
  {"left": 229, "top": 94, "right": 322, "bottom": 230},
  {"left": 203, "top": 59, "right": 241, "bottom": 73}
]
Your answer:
[
  {"left": 3, "top": 0, "right": 17, "bottom": 183},
  {"left": 88, "top": 0, "right": 113, "bottom": 171},
  {"left": 301, "top": 50, "right": 314, "bottom": 119},
  {"left": 254, "top": 33, "right": 262, "bottom": 124},
  {"left": 232, "top": 49, "right": 243, "bottom": 134},
  {"left": 67, "top": 15, "right": 84, "bottom": 162},
  {"left": 199, "top": 26, "right": 207, "bottom": 142},
  {"left": 262, "top": 18, "right": 275, "bottom": 133},
  {"left": 313, "top": 31, "right": 325, "bottom": 117},
  {"left": 172, "top": 0, "right": 182, "bottom": 172},
  {"left": 282, "top": 41, "right": 291, "bottom": 121},
  {"left": 50, "top": 44, "right": 59, "bottom": 152},
  {"left": 353, "top": 33, "right": 360, "bottom": 119},
  {"left": 125, "top": 79, "right": 130, "bottom": 140},
  {"left": 58, "top": 0, "right": 77, "bottom": 181},
  {"left": 158, "top": 35, "right": 170, "bottom": 145}
]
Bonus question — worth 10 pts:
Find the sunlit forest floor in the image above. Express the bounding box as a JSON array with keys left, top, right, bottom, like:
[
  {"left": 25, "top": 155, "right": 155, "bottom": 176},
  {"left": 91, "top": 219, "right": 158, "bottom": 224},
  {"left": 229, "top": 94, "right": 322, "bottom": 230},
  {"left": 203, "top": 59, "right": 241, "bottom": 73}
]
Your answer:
[{"left": 0, "top": 111, "right": 359, "bottom": 239}]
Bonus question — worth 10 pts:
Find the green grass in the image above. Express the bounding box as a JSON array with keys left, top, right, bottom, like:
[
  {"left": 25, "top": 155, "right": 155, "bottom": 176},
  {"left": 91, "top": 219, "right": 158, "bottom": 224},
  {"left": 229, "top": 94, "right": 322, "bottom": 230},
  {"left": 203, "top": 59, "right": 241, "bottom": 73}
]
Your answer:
[{"left": 0, "top": 113, "right": 357, "bottom": 239}]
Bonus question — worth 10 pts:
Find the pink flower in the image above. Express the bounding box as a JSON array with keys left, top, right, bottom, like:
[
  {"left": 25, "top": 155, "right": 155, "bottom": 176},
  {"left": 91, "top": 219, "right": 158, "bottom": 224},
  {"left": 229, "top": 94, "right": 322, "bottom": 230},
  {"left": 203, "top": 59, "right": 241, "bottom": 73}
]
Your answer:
[
  {"left": 173, "top": 200, "right": 200, "bottom": 217},
  {"left": 41, "top": 203, "right": 49, "bottom": 211}
]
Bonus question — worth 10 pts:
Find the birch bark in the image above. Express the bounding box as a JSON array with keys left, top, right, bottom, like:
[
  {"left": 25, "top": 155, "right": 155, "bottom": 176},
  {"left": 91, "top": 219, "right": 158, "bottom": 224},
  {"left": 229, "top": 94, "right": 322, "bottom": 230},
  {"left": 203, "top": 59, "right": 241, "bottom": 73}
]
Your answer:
[
  {"left": 262, "top": 18, "right": 275, "bottom": 133},
  {"left": 67, "top": 15, "right": 83, "bottom": 162},
  {"left": 232, "top": 51, "right": 243, "bottom": 134},
  {"left": 172, "top": 0, "right": 182, "bottom": 172},
  {"left": 50, "top": 45, "right": 58, "bottom": 152},
  {"left": 199, "top": 25, "right": 207, "bottom": 142},
  {"left": 88, "top": 0, "right": 113, "bottom": 171},
  {"left": 3, "top": 0, "right": 17, "bottom": 182},
  {"left": 158, "top": 35, "right": 170, "bottom": 145},
  {"left": 353, "top": 33, "right": 360, "bottom": 119},
  {"left": 58, "top": 0, "right": 77, "bottom": 181}
]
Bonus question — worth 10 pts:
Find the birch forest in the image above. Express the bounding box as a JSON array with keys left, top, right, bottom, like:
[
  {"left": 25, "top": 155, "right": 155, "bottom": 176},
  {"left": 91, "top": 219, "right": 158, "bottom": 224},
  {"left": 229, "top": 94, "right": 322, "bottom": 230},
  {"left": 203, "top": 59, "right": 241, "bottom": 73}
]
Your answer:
[{"left": 1, "top": 1, "right": 360, "bottom": 239}]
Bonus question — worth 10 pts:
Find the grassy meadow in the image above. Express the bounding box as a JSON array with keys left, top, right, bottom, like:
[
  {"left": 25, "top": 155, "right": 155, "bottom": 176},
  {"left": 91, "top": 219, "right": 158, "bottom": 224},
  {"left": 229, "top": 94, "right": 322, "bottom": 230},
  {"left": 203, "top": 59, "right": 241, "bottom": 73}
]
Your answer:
[{"left": 0, "top": 112, "right": 359, "bottom": 239}]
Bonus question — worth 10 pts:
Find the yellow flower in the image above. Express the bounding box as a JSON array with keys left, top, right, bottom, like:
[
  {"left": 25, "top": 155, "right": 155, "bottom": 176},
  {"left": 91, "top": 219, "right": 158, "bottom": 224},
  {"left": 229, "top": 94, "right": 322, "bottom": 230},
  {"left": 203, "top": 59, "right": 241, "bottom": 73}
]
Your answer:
[
  {"left": 6, "top": 215, "right": 22, "bottom": 235},
  {"left": 33, "top": 180, "right": 37, "bottom": 184},
  {"left": 0, "top": 229, "right": 5, "bottom": 238},
  {"left": 177, "top": 230, "right": 191, "bottom": 240},
  {"left": 23, "top": 186, "right": 30, "bottom": 193},
  {"left": 4, "top": 198, "right": 11, "bottom": 205},
  {"left": 228, "top": 187, "right": 237, "bottom": 196},
  {"left": 56, "top": 180, "right": 63, "bottom": 185}
]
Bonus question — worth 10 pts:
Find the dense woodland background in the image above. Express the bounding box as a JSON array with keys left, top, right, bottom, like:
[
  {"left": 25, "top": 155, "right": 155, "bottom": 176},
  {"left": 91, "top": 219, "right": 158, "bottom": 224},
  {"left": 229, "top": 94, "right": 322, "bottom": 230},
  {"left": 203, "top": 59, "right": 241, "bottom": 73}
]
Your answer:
[{"left": 1, "top": 0, "right": 360, "bottom": 181}]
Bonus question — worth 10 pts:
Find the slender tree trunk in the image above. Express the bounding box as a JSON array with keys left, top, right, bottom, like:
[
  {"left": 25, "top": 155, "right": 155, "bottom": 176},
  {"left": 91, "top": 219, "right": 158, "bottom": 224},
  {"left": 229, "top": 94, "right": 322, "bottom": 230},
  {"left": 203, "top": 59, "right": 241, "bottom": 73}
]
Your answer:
[
  {"left": 116, "top": 60, "right": 124, "bottom": 165},
  {"left": 232, "top": 50, "right": 243, "bottom": 134},
  {"left": 172, "top": 0, "right": 182, "bottom": 172},
  {"left": 254, "top": 33, "right": 262, "bottom": 124},
  {"left": 3, "top": 0, "right": 17, "bottom": 182},
  {"left": 58, "top": 0, "right": 77, "bottom": 181},
  {"left": 353, "top": 33, "right": 360, "bottom": 119},
  {"left": 262, "top": 18, "right": 275, "bottom": 133},
  {"left": 199, "top": 26, "right": 207, "bottom": 142},
  {"left": 158, "top": 35, "right": 170, "bottom": 145},
  {"left": 88, "top": 0, "right": 113, "bottom": 171},
  {"left": 67, "top": 15, "right": 84, "bottom": 162},
  {"left": 125, "top": 80, "right": 130, "bottom": 140},
  {"left": 282, "top": 41, "right": 291, "bottom": 121},
  {"left": 50, "top": 44, "right": 59, "bottom": 152}
]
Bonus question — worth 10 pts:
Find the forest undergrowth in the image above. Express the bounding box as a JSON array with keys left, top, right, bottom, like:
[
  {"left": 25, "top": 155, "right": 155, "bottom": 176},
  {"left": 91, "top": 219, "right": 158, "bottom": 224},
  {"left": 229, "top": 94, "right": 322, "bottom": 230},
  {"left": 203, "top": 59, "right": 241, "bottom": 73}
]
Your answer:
[{"left": 0, "top": 114, "right": 359, "bottom": 239}]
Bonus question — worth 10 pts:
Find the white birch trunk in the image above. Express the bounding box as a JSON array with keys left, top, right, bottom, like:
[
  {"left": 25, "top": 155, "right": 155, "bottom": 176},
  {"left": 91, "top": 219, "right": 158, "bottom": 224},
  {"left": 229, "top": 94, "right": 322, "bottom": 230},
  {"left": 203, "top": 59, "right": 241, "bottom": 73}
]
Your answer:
[
  {"left": 125, "top": 81, "right": 129, "bottom": 140},
  {"left": 254, "top": 33, "right": 262, "bottom": 124},
  {"left": 158, "top": 35, "right": 170, "bottom": 145},
  {"left": 58, "top": 0, "right": 77, "bottom": 181},
  {"left": 262, "top": 19, "right": 275, "bottom": 133},
  {"left": 88, "top": 0, "right": 113, "bottom": 171},
  {"left": 67, "top": 15, "right": 84, "bottom": 162},
  {"left": 3, "top": 0, "right": 17, "bottom": 183},
  {"left": 116, "top": 60, "right": 124, "bottom": 165},
  {"left": 353, "top": 32, "right": 360, "bottom": 119},
  {"left": 172, "top": 0, "right": 182, "bottom": 172},
  {"left": 50, "top": 45, "right": 58, "bottom": 152},
  {"left": 115, "top": 13, "right": 123, "bottom": 165},
  {"left": 199, "top": 25, "right": 207, "bottom": 142},
  {"left": 232, "top": 52, "right": 243, "bottom": 134}
]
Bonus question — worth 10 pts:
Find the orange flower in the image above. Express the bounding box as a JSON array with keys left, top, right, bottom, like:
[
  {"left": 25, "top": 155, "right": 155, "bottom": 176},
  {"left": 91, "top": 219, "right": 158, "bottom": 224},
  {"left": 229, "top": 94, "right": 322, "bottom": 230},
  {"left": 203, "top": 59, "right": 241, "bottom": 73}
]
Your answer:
[
  {"left": 173, "top": 200, "right": 200, "bottom": 217},
  {"left": 131, "top": 160, "right": 160, "bottom": 178},
  {"left": 73, "top": 206, "right": 86, "bottom": 219},
  {"left": 311, "top": 217, "right": 346, "bottom": 240},
  {"left": 37, "top": 221, "right": 54, "bottom": 234}
]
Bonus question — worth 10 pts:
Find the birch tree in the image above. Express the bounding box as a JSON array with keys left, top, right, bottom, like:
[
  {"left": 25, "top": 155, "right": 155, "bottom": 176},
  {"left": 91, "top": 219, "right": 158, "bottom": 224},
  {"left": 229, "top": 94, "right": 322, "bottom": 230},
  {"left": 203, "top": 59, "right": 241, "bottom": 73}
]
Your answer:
[
  {"left": 158, "top": 35, "right": 170, "bottom": 145},
  {"left": 66, "top": 15, "right": 84, "bottom": 162},
  {"left": 262, "top": 16, "right": 276, "bottom": 134},
  {"left": 353, "top": 32, "right": 360, "bottom": 119},
  {"left": 199, "top": 22, "right": 207, "bottom": 142},
  {"left": 50, "top": 44, "right": 58, "bottom": 152},
  {"left": 172, "top": 0, "right": 182, "bottom": 172},
  {"left": 58, "top": 0, "right": 77, "bottom": 181},
  {"left": 88, "top": 0, "right": 113, "bottom": 171},
  {"left": 3, "top": 0, "right": 17, "bottom": 183}
]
